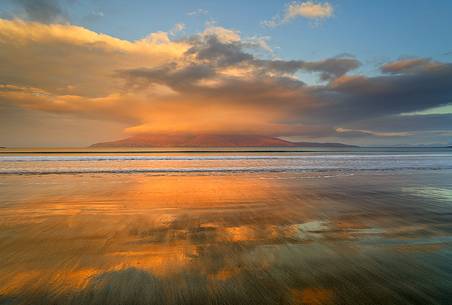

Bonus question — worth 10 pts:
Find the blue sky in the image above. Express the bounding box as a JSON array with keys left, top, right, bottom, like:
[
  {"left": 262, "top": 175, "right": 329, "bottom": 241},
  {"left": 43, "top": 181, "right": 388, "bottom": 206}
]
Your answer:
[
  {"left": 4, "top": 0, "right": 452, "bottom": 63},
  {"left": 62, "top": 1, "right": 452, "bottom": 61}
]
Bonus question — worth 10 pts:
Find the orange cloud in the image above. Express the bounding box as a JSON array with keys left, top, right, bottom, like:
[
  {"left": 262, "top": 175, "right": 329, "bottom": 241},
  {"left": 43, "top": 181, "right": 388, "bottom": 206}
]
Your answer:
[
  {"left": 0, "top": 18, "right": 188, "bottom": 97},
  {"left": 0, "top": 19, "right": 325, "bottom": 138},
  {"left": 1, "top": 18, "right": 452, "bottom": 146}
]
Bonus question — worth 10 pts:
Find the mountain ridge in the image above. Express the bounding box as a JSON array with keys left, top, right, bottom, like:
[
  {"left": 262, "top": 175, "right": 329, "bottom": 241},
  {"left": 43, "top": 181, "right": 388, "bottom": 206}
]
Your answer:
[{"left": 91, "top": 134, "right": 357, "bottom": 148}]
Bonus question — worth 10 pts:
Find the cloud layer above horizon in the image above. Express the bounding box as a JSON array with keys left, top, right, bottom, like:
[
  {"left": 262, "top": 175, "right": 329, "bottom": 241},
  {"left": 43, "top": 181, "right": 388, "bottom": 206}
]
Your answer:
[{"left": 0, "top": 7, "right": 452, "bottom": 146}]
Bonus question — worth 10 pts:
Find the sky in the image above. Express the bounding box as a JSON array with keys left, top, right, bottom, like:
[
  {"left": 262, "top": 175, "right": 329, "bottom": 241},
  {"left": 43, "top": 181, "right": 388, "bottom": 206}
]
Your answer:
[{"left": 0, "top": 0, "right": 452, "bottom": 147}]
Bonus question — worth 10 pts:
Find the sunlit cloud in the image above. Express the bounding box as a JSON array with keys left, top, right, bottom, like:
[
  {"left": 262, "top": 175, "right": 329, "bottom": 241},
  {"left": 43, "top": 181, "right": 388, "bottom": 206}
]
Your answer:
[
  {"left": 285, "top": 1, "right": 333, "bottom": 20},
  {"left": 262, "top": 1, "right": 333, "bottom": 28},
  {"left": 1, "top": 17, "right": 452, "bottom": 146}
]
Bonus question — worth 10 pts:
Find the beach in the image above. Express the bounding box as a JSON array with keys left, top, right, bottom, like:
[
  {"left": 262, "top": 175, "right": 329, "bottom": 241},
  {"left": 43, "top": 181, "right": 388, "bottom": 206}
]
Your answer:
[{"left": 0, "top": 148, "right": 452, "bottom": 304}]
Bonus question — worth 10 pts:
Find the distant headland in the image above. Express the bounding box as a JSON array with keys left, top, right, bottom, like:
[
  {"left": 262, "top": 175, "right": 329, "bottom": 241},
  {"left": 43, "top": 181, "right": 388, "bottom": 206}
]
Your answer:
[{"left": 91, "top": 134, "right": 358, "bottom": 148}]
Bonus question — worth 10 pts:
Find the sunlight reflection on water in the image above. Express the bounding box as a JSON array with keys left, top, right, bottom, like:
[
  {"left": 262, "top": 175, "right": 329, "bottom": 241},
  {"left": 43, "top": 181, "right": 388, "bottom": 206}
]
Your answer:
[{"left": 0, "top": 167, "right": 452, "bottom": 304}]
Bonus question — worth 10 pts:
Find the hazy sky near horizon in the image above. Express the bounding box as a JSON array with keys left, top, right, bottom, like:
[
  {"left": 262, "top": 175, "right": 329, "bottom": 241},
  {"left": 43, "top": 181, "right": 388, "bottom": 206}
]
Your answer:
[{"left": 0, "top": 0, "right": 452, "bottom": 146}]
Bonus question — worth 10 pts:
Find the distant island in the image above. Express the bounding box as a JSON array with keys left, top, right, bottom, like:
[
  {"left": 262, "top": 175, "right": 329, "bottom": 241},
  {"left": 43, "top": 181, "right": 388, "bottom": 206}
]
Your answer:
[{"left": 91, "top": 134, "right": 357, "bottom": 148}]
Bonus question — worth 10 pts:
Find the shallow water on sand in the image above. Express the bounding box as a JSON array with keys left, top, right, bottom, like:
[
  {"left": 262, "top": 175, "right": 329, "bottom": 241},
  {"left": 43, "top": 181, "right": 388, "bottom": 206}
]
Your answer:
[{"left": 1, "top": 149, "right": 452, "bottom": 305}]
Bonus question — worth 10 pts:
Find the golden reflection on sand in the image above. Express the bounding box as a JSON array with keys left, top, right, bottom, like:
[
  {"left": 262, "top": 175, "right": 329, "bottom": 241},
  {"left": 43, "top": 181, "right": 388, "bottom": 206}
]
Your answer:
[
  {"left": 291, "top": 287, "right": 335, "bottom": 305},
  {"left": 0, "top": 174, "right": 289, "bottom": 295},
  {"left": 0, "top": 172, "right": 451, "bottom": 304}
]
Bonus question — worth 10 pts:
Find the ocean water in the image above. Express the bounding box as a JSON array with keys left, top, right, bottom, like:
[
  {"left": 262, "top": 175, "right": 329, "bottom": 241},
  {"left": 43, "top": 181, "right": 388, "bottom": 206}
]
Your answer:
[{"left": 1, "top": 147, "right": 452, "bottom": 305}]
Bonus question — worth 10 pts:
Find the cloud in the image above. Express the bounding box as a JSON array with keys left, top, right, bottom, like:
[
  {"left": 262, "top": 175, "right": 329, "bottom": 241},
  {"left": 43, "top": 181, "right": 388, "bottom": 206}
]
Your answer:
[
  {"left": 182, "top": 29, "right": 359, "bottom": 78},
  {"left": 299, "top": 56, "right": 361, "bottom": 80},
  {"left": 170, "top": 23, "right": 186, "bottom": 36},
  {"left": 13, "top": 0, "right": 68, "bottom": 23},
  {"left": 251, "top": 56, "right": 360, "bottom": 81},
  {"left": 263, "top": 1, "right": 333, "bottom": 28},
  {"left": 334, "top": 114, "right": 452, "bottom": 145},
  {"left": 381, "top": 58, "right": 441, "bottom": 74},
  {"left": 261, "top": 17, "right": 280, "bottom": 29},
  {"left": 243, "top": 36, "right": 274, "bottom": 54},
  {"left": 1, "top": 18, "right": 452, "bottom": 145},
  {"left": 82, "top": 11, "right": 105, "bottom": 24},
  {"left": 336, "top": 128, "right": 412, "bottom": 138},
  {"left": 347, "top": 114, "right": 452, "bottom": 133},
  {"left": 0, "top": 18, "right": 188, "bottom": 96},
  {"left": 200, "top": 26, "right": 241, "bottom": 43},
  {"left": 187, "top": 8, "right": 209, "bottom": 17},
  {"left": 285, "top": 1, "right": 333, "bottom": 20},
  {"left": 117, "top": 28, "right": 451, "bottom": 138},
  {"left": 320, "top": 62, "right": 452, "bottom": 121},
  {"left": 0, "top": 102, "right": 126, "bottom": 147}
]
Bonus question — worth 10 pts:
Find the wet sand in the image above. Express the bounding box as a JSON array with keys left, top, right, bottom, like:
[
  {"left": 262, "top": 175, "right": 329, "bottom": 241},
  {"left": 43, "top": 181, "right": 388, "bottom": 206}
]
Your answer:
[{"left": 1, "top": 170, "right": 452, "bottom": 304}]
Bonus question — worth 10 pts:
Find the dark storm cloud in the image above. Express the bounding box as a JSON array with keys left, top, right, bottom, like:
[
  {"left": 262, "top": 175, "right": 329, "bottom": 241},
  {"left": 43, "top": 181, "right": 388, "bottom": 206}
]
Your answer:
[
  {"left": 310, "top": 62, "right": 452, "bottom": 123},
  {"left": 14, "top": 0, "right": 67, "bottom": 23},
  {"left": 348, "top": 114, "right": 452, "bottom": 132}
]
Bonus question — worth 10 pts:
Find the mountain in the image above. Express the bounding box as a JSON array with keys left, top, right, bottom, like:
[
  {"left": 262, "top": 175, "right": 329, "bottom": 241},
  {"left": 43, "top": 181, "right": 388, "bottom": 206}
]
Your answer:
[{"left": 91, "top": 134, "right": 357, "bottom": 148}]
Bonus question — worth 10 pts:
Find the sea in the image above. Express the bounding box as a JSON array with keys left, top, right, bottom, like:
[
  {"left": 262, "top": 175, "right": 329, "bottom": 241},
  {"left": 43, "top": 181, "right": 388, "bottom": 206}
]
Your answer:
[{"left": 0, "top": 147, "right": 452, "bottom": 305}]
